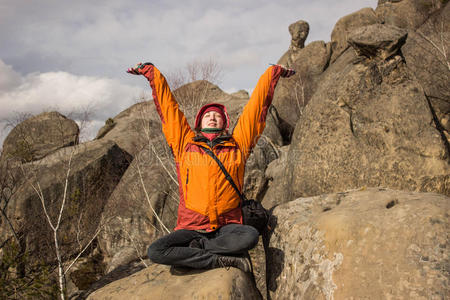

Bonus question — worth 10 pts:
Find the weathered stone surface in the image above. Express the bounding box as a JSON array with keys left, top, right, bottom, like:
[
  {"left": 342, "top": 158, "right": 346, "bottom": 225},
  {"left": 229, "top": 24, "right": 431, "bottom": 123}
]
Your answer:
[
  {"left": 71, "top": 260, "right": 148, "bottom": 299},
  {"left": 98, "top": 143, "right": 179, "bottom": 272},
  {"left": 330, "top": 7, "right": 378, "bottom": 63},
  {"left": 273, "top": 41, "right": 331, "bottom": 140},
  {"left": 95, "top": 101, "right": 162, "bottom": 157},
  {"left": 1, "top": 111, "right": 79, "bottom": 162},
  {"left": 348, "top": 24, "right": 408, "bottom": 60},
  {"left": 376, "top": 0, "right": 445, "bottom": 31},
  {"left": 1, "top": 139, "right": 131, "bottom": 272},
  {"left": 261, "top": 146, "right": 289, "bottom": 210},
  {"left": 284, "top": 46, "right": 449, "bottom": 200},
  {"left": 402, "top": 3, "right": 450, "bottom": 131},
  {"left": 267, "top": 188, "right": 449, "bottom": 300},
  {"left": 262, "top": 106, "right": 284, "bottom": 146},
  {"left": 243, "top": 135, "right": 279, "bottom": 201},
  {"left": 87, "top": 264, "right": 262, "bottom": 300}
]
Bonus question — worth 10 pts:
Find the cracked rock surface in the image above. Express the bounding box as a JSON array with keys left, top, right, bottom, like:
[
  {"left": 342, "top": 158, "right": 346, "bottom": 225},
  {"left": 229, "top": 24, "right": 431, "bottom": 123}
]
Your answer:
[{"left": 267, "top": 188, "right": 449, "bottom": 300}]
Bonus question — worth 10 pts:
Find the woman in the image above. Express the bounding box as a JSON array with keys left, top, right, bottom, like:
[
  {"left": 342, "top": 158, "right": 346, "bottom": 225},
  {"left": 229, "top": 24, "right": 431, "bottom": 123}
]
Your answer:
[{"left": 127, "top": 62, "right": 294, "bottom": 272}]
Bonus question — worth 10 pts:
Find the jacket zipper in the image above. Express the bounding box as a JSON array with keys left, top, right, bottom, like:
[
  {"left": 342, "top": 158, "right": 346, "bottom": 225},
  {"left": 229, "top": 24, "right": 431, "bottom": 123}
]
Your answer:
[{"left": 186, "top": 168, "right": 189, "bottom": 185}]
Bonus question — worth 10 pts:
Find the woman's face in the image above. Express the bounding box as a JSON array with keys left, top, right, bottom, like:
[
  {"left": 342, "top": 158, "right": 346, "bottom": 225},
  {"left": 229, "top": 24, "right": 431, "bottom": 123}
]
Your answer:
[{"left": 201, "top": 111, "right": 224, "bottom": 129}]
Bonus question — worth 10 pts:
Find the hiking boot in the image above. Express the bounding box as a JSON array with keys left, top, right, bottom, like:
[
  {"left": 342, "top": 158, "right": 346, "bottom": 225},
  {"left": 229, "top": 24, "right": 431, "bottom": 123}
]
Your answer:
[{"left": 213, "top": 255, "right": 252, "bottom": 273}]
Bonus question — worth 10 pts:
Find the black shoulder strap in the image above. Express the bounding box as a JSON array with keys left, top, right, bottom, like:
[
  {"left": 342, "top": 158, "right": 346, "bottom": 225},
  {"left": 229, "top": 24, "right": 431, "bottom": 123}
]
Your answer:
[{"left": 197, "top": 145, "right": 246, "bottom": 202}]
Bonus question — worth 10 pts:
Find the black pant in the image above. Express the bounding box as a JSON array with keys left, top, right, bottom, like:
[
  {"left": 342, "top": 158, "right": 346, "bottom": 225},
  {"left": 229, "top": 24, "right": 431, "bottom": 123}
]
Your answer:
[{"left": 147, "top": 224, "right": 259, "bottom": 269}]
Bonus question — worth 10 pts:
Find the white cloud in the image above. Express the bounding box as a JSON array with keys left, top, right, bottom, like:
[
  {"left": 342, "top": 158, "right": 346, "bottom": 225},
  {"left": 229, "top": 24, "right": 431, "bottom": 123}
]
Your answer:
[
  {"left": 0, "top": 60, "right": 22, "bottom": 91},
  {"left": 0, "top": 60, "right": 143, "bottom": 146}
]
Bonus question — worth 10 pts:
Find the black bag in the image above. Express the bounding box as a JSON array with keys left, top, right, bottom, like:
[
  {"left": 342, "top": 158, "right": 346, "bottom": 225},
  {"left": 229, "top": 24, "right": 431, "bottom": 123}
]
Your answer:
[
  {"left": 241, "top": 199, "right": 269, "bottom": 234},
  {"left": 198, "top": 145, "right": 269, "bottom": 234}
]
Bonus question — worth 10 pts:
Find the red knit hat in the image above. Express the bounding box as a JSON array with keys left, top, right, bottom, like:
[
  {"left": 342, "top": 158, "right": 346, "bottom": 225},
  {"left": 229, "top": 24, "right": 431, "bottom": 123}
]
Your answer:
[{"left": 194, "top": 103, "right": 230, "bottom": 131}]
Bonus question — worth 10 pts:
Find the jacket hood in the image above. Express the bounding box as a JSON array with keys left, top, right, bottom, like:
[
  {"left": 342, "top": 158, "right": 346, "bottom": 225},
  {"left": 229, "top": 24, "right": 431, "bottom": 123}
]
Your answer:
[{"left": 194, "top": 103, "right": 230, "bottom": 131}]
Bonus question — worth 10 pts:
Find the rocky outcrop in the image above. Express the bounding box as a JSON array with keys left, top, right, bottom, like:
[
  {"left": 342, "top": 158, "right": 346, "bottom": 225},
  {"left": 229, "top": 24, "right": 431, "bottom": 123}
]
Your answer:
[
  {"left": 95, "top": 101, "right": 162, "bottom": 157},
  {"left": 87, "top": 264, "right": 262, "bottom": 300},
  {"left": 330, "top": 8, "right": 378, "bottom": 63},
  {"left": 13, "top": 139, "right": 131, "bottom": 260},
  {"left": 267, "top": 188, "right": 449, "bottom": 299},
  {"left": 0, "top": 137, "right": 132, "bottom": 297},
  {"left": 347, "top": 24, "right": 408, "bottom": 60},
  {"left": 272, "top": 40, "right": 331, "bottom": 141},
  {"left": 284, "top": 23, "right": 449, "bottom": 200},
  {"left": 376, "top": 0, "right": 446, "bottom": 31},
  {"left": 402, "top": 3, "right": 450, "bottom": 132},
  {"left": 97, "top": 143, "right": 179, "bottom": 272},
  {"left": 1, "top": 111, "right": 79, "bottom": 162},
  {"left": 271, "top": 21, "right": 331, "bottom": 142},
  {"left": 261, "top": 146, "right": 289, "bottom": 210},
  {"left": 2, "top": 2, "right": 449, "bottom": 299}
]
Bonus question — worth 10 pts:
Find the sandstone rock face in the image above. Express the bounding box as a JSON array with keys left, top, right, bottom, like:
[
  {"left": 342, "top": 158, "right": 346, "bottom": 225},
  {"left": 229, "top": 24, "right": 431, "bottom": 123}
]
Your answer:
[
  {"left": 1, "top": 111, "right": 79, "bottom": 162},
  {"left": 267, "top": 188, "right": 449, "bottom": 300},
  {"left": 376, "top": 0, "right": 445, "bottom": 31},
  {"left": 0, "top": 139, "right": 131, "bottom": 284},
  {"left": 285, "top": 42, "right": 449, "bottom": 199},
  {"left": 243, "top": 135, "right": 280, "bottom": 201},
  {"left": 261, "top": 145, "right": 289, "bottom": 210},
  {"left": 95, "top": 101, "right": 162, "bottom": 157},
  {"left": 402, "top": 3, "right": 450, "bottom": 132},
  {"left": 330, "top": 7, "right": 378, "bottom": 63},
  {"left": 261, "top": 107, "right": 284, "bottom": 146},
  {"left": 273, "top": 41, "right": 331, "bottom": 140},
  {"left": 348, "top": 24, "right": 408, "bottom": 60},
  {"left": 87, "top": 264, "right": 262, "bottom": 300},
  {"left": 98, "top": 143, "right": 179, "bottom": 272}
]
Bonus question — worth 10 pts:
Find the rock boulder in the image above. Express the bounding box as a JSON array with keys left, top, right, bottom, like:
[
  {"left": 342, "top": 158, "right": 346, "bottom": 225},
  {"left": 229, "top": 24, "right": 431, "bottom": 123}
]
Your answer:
[
  {"left": 1, "top": 111, "right": 79, "bottom": 162},
  {"left": 272, "top": 40, "right": 331, "bottom": 140},
  {"left": 376, "top": 0, "right": 446, "bottom": 31},
  {"left": 87, "top": 264, "right": 262, "bottom": 300},
  {"left": 267, "top": 188, "right": 449, "bottom": 299},
  {"left": 2, "top": 139, "right": 131, "bottom": 278},
  {"left": 284, "top": 36, "right": 449, "bottom": 199},
  {"left": 402, "top": 3, "right": 450, "bottom": 132},
  {"left": 330, "top": 7, "right": 378, "bottom": 63}
]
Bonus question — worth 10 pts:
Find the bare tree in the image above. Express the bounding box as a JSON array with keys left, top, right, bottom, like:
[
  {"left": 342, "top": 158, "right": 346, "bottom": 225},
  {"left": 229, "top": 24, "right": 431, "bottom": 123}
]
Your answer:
[
  {"left": 21, "top": 147, "right": 107, "bottom": 300},
  {"left": 166, "top": 57, "right": 223, "bottom": 90},
  {"left": 66, "top": 104, "right": 96, "bottom": 143},
  {"left": 165, "top": 57, "right": 224, "bottom": 119}
]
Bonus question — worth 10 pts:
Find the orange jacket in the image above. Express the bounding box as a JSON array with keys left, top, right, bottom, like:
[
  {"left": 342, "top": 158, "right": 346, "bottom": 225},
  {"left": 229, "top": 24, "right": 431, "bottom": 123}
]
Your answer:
[{"left": 140, "top": 64, "right": 283, "bottom": 231}]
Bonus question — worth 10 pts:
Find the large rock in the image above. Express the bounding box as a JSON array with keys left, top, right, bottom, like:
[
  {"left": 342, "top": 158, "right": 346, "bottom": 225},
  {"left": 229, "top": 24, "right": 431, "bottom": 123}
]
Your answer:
[
  {"left": 95, "top": 101, "right": 162, "bottom": 157},
  {"left": 98, "top": 142, "right": 179, "bottom": 272},
  {"left": 284, "top": 35, "right": 449, "bottom": 199},
  {"left": 376, "top": 0, "right": 446, "bottom": 31},
  {"left": 272, "top": 40, "right": 331, "bottom": 140},
  {"left": 330, "top": 8, "right": 378, "bottom": 63},
  {"left": 267, "top": 188, "right": 449, "bottom": 299},
  {"left": 243, "top": 135, "right": 280, "bottom": 201},
  {"left": 348, "top": 24, "right": 408, "bottom": 60},
  {"left": 1, "top": 111, "right": 79, "bottom": 162},
  {"left": 87, "top": 264, "right": 262, "bottom": 300},
  {"left": 2, "top": 139, "right": 131, "bottom": 276},
  {"left": 261, "top": 145, "right": 289, "bottom": 210},
  {"left": 402, "top": 3, "right": 450, "bottom": 132}
]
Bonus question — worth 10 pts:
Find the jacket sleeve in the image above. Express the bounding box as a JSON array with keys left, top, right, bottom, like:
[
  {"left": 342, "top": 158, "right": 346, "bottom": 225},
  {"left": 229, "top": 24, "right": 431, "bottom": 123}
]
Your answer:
[
  {"left": 232, "top": 65, "right": 283, "bottom": 160},
  {"left": 139, "top": 64, "right": 195, "bottom": 159}
]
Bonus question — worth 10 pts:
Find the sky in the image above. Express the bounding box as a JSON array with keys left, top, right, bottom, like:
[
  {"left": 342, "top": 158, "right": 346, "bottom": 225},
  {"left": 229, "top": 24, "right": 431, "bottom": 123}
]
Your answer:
[{"left": 0, "top": 0, "right": 377, "bottom": 146}]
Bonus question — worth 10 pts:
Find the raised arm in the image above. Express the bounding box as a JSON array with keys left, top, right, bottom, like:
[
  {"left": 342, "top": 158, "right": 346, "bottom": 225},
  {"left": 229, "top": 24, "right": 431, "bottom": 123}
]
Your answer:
[
  {"left": 232, "top": 64, "right": 295, "bottom": 160},
  {"left": 127, "top": 63, "right": 195, "bottom": 159}
]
